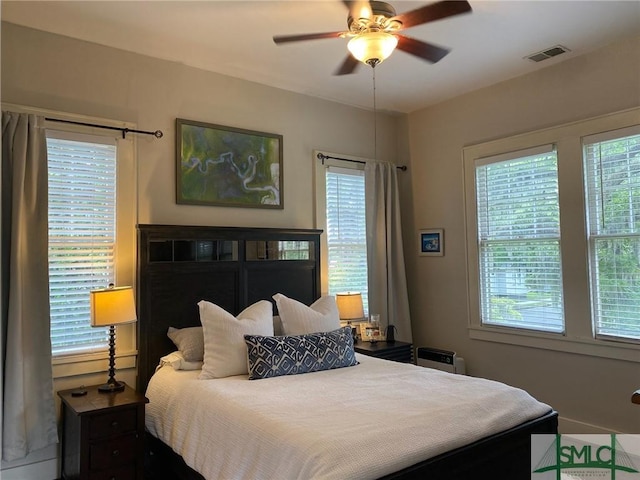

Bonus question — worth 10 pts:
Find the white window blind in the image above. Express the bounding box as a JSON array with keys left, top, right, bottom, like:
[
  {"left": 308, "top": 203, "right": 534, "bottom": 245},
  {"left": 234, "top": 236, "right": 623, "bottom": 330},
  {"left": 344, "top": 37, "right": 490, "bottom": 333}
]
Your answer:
[
  {"left": 326, "top": 166, "right": 368, "bottom": 311},
  {"left": 47, "top": 133, "right": 117, "bottom": 355},
  {"left": 583, "top": 127, "right": 640, "bottom": 340},
  {"left": 475, "top": 145, "right": 564, "bottom": 332}
]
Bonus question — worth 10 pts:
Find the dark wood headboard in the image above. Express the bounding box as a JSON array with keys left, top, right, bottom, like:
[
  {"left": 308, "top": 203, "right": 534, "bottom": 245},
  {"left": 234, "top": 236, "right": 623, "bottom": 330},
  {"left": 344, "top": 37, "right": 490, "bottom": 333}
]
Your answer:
[{"left": 136, "top": 224, "right": 322, "bottom": 392}]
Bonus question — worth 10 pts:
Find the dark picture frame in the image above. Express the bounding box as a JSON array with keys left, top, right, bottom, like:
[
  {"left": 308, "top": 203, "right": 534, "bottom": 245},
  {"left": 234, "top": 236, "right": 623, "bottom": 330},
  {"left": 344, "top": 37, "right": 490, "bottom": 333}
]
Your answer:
[
  {"left": 176, "top": 119, "right": 283, "bottom": 208},
  {"left": 419, "top": 229, "right": 444, "bottom": 256}
]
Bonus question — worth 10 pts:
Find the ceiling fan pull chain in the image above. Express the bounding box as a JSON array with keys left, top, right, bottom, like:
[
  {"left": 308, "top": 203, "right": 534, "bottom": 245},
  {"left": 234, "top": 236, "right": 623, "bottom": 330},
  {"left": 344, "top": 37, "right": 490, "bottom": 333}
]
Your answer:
[{"left": 372, "top": 65, "right": 378, "bottom": 162}]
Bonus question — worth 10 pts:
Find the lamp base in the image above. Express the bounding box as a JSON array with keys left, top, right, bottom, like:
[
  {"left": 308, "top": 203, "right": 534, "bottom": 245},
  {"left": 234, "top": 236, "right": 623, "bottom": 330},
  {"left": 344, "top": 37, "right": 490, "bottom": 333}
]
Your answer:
[
  {"left": 98, "top": 324, "right": 125, "bottom": 393},
  {"left": 97, "top": 381, "right": 126, "bottom": 393}
]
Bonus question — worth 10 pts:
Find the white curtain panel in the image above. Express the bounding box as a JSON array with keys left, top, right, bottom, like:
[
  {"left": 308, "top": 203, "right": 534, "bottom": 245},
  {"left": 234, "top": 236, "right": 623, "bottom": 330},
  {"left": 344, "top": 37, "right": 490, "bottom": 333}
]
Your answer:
[
  {"left": 364, "top": 162, "right": 412, "bottom": 342},
  {"left": 1, "top": 112, "right": 58, "bottom": 461}
]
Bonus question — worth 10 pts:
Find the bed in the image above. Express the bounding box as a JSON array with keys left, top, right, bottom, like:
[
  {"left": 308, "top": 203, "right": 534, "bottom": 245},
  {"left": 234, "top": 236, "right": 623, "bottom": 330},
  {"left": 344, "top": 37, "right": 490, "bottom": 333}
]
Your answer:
[{"left": 137, "top": 224, "right": 558, "bottom": 480}]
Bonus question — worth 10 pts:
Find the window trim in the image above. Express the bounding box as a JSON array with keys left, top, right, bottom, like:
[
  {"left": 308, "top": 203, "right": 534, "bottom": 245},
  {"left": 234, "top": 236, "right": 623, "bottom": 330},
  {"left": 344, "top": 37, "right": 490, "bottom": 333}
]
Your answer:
[
  {"left": 3, "top": 103, "right": 139, "bottom": 377},
  {"left": 583, "top": 124, "right": 640, "bottom": 341},
  {"left": 475, "top": 144, "right": 564, "bottom": 333},
  {"left": 463, "top": 107, "right": 640, "bottom": 363}
]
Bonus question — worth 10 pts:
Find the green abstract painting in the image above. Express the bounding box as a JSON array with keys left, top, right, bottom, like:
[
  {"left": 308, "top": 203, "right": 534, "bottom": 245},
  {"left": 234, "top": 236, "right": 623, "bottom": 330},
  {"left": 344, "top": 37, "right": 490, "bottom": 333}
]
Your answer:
[{"left": 176, "top": 119, "right": 283, "bottom": 208}]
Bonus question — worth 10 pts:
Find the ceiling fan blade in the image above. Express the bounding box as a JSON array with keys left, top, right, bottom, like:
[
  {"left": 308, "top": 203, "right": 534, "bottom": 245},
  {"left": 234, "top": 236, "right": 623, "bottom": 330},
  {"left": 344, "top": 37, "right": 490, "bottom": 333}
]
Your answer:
[
  {"left": 273, "top": 32, "right": 343, "bottom": 44},
  {"left": 396, "top": 35, "right": 450, "bottom": 63},
  {"left": 392, "top": 1, "right": 472, "bottom": 29},
  {"left": 334, "top": 55, "right": 361, "bottom": 75}
]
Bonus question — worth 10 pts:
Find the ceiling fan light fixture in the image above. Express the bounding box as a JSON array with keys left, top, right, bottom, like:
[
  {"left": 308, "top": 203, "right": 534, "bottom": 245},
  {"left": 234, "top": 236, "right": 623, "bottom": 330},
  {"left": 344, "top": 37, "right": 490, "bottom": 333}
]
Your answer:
[{"left": 348, "top": 31, "right": 398, "bottom": 66}]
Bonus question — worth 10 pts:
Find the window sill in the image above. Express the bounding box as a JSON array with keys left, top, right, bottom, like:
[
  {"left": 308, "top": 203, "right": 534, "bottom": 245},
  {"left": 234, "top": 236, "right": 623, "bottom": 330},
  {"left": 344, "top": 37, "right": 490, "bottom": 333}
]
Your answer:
[
  {"left": 52, "top": 350, "right": 138, "bottom": 379},
  {"left": 468, "top": 326, "right": 639, "bottom": 363}
]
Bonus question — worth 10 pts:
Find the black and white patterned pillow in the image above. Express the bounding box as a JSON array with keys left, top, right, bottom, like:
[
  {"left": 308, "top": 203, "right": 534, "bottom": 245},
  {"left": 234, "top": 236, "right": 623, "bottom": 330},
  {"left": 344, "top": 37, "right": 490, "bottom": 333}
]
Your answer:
[{"left": 244, "top": 326, "right": 358, "bottom": 380}]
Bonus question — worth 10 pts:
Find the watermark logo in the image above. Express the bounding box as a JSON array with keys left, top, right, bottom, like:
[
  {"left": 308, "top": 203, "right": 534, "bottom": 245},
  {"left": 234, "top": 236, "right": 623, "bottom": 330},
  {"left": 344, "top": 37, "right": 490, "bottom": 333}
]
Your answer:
[{"left": 532, "top": 434, "right": 640, "bottom": 480}]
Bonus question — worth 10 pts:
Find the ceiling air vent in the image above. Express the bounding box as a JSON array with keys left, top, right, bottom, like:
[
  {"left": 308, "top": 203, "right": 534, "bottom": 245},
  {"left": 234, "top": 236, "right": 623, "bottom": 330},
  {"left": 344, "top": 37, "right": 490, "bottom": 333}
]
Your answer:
[{"left": 525, "top": 45, "right": 571, "bottom": 63}]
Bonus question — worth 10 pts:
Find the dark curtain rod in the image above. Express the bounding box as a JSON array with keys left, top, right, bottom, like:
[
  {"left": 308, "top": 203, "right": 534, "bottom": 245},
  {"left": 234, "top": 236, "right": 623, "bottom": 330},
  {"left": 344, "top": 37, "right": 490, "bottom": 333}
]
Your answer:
[
  {"left": 317, "top": 152, "right": 407, "bottom": 171},
  {"left": 45, "top": 117, "right": 163, "bottom": 139}
]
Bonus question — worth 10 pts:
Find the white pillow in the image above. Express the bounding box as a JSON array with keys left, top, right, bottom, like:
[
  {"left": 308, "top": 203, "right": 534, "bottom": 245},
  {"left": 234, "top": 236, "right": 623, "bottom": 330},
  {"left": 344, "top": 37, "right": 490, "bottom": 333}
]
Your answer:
[
  {"left": 159, "top": 351, "right": 203, "bottom": 371},
  {"left": 167, "top": 326, "right": 204, "bottom": 362},
  {"left": 272, "top": 294, "right": 341, "bottom": 335},
  {"left": 197, "top": 300, "right": 273, "bottom": 379}
]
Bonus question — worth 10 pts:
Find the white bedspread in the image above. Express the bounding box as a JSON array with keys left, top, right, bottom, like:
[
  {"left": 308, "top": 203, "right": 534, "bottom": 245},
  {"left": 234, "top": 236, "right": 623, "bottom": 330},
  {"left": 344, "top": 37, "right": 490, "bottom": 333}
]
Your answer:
[{"left": 146, "top": 354, "right": 551, "bottom": 480}]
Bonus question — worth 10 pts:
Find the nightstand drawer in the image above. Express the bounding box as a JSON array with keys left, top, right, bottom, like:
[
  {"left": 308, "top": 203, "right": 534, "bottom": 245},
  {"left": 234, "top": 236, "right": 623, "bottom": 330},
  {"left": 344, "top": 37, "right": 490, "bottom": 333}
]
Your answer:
[
  {"left": 90, "top": 433, "right": 139, "bottom": 470},
  {"left": 89, "top": 408, "right": 137, "bottom": 439},
  {"left": 89, "top": 464, "right": 137, "bottom": 480}
]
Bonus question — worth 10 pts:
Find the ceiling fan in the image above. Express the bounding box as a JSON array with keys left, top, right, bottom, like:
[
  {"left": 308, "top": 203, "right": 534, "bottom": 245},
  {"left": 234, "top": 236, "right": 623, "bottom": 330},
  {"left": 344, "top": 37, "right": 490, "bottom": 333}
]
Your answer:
[{"left": 273, "top": 0, "right": 472, "bottom": 75}]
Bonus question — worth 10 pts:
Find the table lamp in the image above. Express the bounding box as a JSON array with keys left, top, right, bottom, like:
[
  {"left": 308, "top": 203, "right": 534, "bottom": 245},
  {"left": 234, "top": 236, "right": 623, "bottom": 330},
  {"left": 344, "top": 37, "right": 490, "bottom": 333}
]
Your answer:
[
  {"left": 336, "top": 292, "right": 365, "bottom": 322},
  {"left": 90, "top": 284, "right": 137, "bottom": 392},
  {"left": 336, "top": 292, "right": 364, "bottom": 342}
]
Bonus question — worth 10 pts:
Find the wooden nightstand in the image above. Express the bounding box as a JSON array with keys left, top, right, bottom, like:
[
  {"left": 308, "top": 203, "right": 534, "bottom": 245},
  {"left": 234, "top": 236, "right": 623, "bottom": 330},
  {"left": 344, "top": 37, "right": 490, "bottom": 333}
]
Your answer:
[
  {"left": 354, "top": 340, "right": 413, "bottom": 363},
  {"left": 58, "top": 383, "right": 148, "bottom": 480}
]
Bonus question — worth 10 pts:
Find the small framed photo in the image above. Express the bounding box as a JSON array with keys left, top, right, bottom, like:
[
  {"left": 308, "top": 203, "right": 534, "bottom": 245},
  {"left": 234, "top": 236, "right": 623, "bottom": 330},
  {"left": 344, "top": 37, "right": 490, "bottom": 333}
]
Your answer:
[
  {"left": 359, "top": 323, "right": 382, "bottom": 343},
  {"left": 419, "top": 229, "right": 444, "bottom": 256}
]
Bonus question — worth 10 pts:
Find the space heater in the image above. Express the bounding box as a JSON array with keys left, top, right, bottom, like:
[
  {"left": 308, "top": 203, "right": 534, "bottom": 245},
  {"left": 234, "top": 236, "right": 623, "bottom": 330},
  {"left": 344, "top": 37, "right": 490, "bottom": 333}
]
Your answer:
[{"left": 416, "top": 347, "right": 466, "bottom": 375}]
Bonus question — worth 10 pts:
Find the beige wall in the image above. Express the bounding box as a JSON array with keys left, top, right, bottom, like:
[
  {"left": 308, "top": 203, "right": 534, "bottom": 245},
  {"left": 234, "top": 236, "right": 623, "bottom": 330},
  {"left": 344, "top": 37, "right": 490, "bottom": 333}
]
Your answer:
[
  {"left": 1, "top": 21, "right": 404, "bottom": 230},
  {"left": 0, "top": 21, "right": 406, "bottom": 478},
  {"left": 405, "top": 35, "right": 640, "bottom": 433}
]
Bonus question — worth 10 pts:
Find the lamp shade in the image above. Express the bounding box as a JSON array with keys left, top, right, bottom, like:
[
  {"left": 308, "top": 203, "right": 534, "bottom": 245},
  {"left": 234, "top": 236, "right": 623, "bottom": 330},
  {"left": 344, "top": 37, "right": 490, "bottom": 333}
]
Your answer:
[
  {"left": 336, "top": 292, "right": 365, "bottom": 321},
  {"left": 90, "top": 286, "right": 137, "bottom": 327},
  {"left": 348, "top": 31, "right": 398, "bottom": 65}
]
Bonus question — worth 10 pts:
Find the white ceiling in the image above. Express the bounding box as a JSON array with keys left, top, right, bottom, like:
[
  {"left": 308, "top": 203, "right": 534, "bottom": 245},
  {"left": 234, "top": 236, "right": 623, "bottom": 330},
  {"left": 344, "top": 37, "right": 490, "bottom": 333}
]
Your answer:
[{"left": 2, "top": 1, "right": 639, "bottom": 114}]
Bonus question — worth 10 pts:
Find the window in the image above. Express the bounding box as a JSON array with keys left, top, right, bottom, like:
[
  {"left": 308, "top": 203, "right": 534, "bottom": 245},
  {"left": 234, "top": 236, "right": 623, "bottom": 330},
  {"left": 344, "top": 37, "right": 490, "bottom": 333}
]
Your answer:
[
  {"left": 475, "top": 145, "right": 564, "bottom": 333},
  {"left": 324, "top": 164, "right": 369, "bottom": 311},
  {"left": 43, "top": 116, "right": 136, "bottom": 365},
  {"left": 583, "top": 127, "right": 640, "bottom": 340},
  {"left": 464, "top": 107, "right": 640, "bottom": 360},
  {"left": 47, "top": 132, "right": 117, "bottom": 355}
]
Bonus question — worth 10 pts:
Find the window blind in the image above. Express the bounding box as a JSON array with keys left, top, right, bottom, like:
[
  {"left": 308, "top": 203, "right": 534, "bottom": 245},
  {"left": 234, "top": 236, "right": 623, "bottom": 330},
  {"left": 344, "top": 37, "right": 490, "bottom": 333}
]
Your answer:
[
  {"left": 583, "top": 128, "right": 640, "bottom": 340},
  {"left": 475, "top": 146, "right": 564, "bottom": 332},
  {"left": 326, "top": 167, "right": 368, "bottom": 312},
  {"left": 47, "top": 134, "right": 117, "bottom": 354}
]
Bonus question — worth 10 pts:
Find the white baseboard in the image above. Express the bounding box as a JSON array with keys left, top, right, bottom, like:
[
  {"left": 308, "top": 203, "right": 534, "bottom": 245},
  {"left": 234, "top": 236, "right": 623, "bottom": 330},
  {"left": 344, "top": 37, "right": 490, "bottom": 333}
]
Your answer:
[
  {"left": 1, "top": 458, "right": 58, "bottom": 480},
  {"left": 558, "top": 416, "right": 620, "bottom": 434}
]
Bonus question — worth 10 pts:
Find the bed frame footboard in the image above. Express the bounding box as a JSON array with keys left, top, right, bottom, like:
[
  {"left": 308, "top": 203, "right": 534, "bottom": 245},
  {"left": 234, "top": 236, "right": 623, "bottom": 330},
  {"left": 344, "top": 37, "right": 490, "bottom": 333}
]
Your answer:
[
  {"left": 145, "top": 410, "right": 557, "bottom": 480},
  {"left": 380, "top": 409, "right": 558, "bottom": 480}
]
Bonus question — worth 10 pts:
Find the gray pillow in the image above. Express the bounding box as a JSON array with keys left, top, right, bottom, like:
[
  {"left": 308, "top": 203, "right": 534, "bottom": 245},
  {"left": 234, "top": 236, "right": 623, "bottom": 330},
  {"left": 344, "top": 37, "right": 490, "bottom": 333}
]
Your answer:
[
  {"left": 244, "top": 326, "right": 358, "bottom": 380},
  {"left": 167, "top": 326, "right": 204, "bottom": 362}
]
